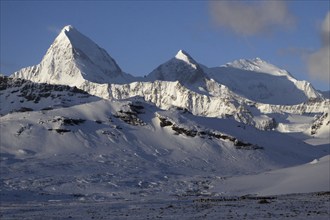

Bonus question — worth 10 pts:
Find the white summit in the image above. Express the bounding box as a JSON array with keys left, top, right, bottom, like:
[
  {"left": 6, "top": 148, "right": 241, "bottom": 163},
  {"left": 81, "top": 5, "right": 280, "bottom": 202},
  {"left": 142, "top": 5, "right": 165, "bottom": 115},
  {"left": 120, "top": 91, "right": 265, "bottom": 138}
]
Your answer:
[
  {"left": 12, "top": 25, "right": 131, "bottom": 87},
  {"left": 146, "top": 49, "right": 207, "bottom": 85}
]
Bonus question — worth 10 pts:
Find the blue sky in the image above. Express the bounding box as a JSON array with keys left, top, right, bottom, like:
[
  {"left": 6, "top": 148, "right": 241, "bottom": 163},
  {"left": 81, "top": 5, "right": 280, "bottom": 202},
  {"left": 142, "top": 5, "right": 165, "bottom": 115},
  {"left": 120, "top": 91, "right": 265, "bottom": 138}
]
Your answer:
[{"left": 1, "top": 1, "right": 329, "bottom": 90}]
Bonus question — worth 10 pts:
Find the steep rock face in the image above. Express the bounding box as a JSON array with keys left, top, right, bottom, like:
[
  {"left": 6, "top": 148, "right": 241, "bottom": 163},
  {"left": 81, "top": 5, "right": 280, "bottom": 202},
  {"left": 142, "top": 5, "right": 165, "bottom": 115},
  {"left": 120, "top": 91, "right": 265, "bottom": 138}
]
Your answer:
[
  {"left": 109, "top": 81, "right": 239, "bottom": 118},
  {"left": 12, "top": 25, "right": 133, "bottom": 87},
  {"left": 205, "top": 58, "right": 321, "bottom": 105},
  {"left": 310, "top": 112, "right": 330, "bottom": 137}
]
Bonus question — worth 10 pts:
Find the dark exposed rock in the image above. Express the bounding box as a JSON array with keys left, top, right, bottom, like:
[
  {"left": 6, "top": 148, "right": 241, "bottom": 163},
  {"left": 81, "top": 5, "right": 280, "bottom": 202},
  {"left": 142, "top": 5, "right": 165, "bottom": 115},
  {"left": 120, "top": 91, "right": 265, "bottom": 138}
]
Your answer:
[
  {"left": 164, "top": 117, "right": 263, "bottom": 150},
  {"left": 129, "top": 104, "right": 145, "bottom": 114},
  {"left": 258, "top": 198, "right": 271, "bottom": 204},
  {"left": 16, "top": 107, "right": 33, "bottom": 112},
  {"left": 311, "top": 112, "right": 328, "bottom": 135},
  {"left": 114, "top": 102, "right": 146, "bottom": 126},
  {"left": 210, "top": 132, "right": 236, "bottom": 142},
  {"left": 48, "top": 128, "right": 71, "bottom": 134},
  {"left": 51, "top": 116, "right": 85, "bottom": 126},
  {"left": 0, "top": 75, "right": 92, "bottom": 109},
  {"left": 172, "top": 125, "right": 197, "bottom": 137},
  {"left": 234, "top": 141, "right": 263, "bottom": 150},
  {"left": 41, "top": 107, "right": 54, "bottom": 111},
  {"left": 159, "top": 117, "right": 173, "bottom": 127},
  {"left": 114, "top": 112, "right": 145, "bottom": 126}
]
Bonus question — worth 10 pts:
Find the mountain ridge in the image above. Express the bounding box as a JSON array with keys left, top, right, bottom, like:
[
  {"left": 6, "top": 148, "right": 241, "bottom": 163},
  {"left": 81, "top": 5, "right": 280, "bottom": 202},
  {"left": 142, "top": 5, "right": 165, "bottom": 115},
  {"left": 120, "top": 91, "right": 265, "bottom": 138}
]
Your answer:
[
  {"left": 11, "top": 25, "right": 324, "bottom": 104},
  {"left": 8, "top": 25, "right": 329, "bottom": 129}
]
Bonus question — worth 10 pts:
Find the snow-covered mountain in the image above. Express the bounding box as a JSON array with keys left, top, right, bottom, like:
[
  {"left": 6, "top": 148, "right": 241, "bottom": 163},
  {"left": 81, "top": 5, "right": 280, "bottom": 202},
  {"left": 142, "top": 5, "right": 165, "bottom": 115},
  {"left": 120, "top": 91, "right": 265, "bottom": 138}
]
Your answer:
[
  {"left": 204, "top": 58, "right": 321, "bottom": 105},
  {"left": 146, "top": 50, "right": 208, "bottom": 87},
  {"left": 2, "top": 25, "right": 329, "bottom": 217},
  {"left": 8, "top": 25, "right": 329, "bottom": 131},
  {"left": 12, "top": 25, "right": 134, "bottom": 87}
]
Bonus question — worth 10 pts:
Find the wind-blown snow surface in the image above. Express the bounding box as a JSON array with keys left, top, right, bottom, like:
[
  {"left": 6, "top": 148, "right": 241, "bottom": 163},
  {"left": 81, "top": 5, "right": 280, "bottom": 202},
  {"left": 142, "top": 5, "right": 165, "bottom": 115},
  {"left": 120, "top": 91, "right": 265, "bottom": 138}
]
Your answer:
[{"left": 2, "top": 25, "right": 330, "bottom": 219}]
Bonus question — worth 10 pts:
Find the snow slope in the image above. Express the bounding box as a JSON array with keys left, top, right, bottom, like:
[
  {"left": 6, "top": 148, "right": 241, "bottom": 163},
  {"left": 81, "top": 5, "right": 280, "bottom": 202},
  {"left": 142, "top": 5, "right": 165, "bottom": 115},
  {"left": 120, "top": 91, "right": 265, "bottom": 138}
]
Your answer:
[
  {"left": 204, "top": 58, "right": 321, "bottom": 105},
  {"left": 213, "top": 155, "right": 330, "bottom": 196},
  {"left": 1, "top": 98, "right": 327, "bottom": 201}
]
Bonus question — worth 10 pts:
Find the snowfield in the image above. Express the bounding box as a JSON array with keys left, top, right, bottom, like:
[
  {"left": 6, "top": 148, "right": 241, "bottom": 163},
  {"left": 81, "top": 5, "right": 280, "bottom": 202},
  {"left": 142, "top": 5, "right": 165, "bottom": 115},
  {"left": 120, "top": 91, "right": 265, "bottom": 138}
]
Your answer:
[
  {"left": 1, "top": 99, "right": 329, "bottom": 219},
  {"left": 1, "top": 25, "right": 329, "bottom": 219}
]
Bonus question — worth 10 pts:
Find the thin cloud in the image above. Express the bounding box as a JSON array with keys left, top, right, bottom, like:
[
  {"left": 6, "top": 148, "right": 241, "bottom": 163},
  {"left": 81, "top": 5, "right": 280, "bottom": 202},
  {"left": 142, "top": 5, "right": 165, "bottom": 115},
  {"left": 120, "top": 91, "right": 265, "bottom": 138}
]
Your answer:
[
  {"left": 208, "top": 1, "right": 295, "bottom": 36},
  {"left": 307, "top": 12, "right": 330, "bottom": 83},
  {"left": 278, "top": 47, "right": 313, "bottom": 57}
]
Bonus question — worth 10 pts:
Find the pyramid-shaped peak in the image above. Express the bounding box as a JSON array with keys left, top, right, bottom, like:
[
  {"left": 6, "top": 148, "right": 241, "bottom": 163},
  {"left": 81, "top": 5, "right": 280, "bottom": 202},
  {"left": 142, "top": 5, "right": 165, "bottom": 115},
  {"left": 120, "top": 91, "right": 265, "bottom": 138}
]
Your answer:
[
  {"left": 11, "top": 24, "right": 126, "bottom": 86},
  {"left": 175, "top": 49, "right": 193, "bottom": 60},
  {"left": 56, "top": 25, "right": 87, "bottom": 42},
  {"left": 174, "top": 49, "right": 199, "bottom": 67},
  {"left": 176, "top": 49, "right": 189, "bottom": 57}
]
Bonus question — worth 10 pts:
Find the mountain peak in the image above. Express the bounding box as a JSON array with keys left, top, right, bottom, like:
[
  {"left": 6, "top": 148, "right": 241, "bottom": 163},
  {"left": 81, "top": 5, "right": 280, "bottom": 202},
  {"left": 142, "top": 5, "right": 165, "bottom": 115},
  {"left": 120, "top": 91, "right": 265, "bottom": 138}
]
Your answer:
[
  {"left": 175, "top": 49, "right": 190, "bottom": 60},
  {"left": 62, "top": 25, "right": 74, "bottom": 32},
  {"left": 174, "top": 49, "right": 199, "bottom": 69},
  {"left": 146, "top": 49, "right": 207, "bottom": 85},
  {"left": 47, "top": 25, "right": 124, "bottom": 82},
  {"left": 12, "top": 25, "right": 127, "bottom": 86},
  {"left": 57, "top": 25, "right": 80, "bottom": 42},
  {"left": 223, "top": 57, "right": 292, "bottom": 77}
]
